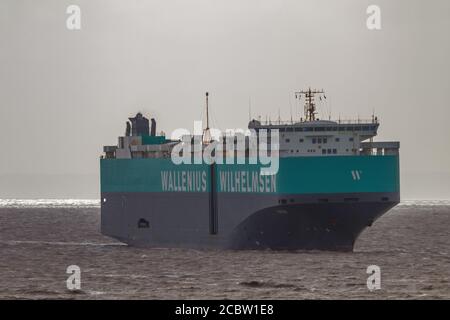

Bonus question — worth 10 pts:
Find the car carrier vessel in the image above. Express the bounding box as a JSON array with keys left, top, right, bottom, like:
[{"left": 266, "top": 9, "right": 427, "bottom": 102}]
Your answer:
[{"left": 101, "top": 89, "right": 400, "bottom": 251}]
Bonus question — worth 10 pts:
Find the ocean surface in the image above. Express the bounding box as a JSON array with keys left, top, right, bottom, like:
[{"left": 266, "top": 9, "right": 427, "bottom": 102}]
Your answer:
[{"left": 0, "top": 200, "right": 449, "bottom": 299}]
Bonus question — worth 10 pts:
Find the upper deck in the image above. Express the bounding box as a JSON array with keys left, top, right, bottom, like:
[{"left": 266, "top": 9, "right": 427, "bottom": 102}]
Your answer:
[{"left": 102, "top": 89, "right": 399, "bottom": 160}]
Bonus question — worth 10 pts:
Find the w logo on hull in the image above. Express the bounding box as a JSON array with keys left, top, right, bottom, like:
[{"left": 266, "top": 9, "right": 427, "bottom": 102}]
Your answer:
[{"left": 351, "top": 170, "right": 362, "bottom": 180}]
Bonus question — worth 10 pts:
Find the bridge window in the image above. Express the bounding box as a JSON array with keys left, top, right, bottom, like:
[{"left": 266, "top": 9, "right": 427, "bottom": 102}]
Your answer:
[
  {"left": 286, "top": 127, "right": 294, "bottom": 132},
  {"left": 295, "top": 127, "right": 303, "bottom": 132}
]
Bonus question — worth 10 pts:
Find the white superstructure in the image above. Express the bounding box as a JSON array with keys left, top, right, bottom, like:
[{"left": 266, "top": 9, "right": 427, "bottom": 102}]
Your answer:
[{"left": 249, "top": 118, "right": 379, "bottom": 157}]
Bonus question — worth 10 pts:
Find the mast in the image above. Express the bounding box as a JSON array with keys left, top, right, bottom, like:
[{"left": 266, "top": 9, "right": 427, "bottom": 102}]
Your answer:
[
  {"left": 206, "top": 92, "right": 210, "bottom": 129},
  {"left": 295, "top": 87, "right": 324, "bottom": 121},
  {"left": 203, "top": 92, "right": 211, "bottom": 144}
]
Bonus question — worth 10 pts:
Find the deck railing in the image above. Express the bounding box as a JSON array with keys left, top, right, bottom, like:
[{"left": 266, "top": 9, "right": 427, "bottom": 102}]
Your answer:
[
  {"left": 360, "top": 141, "right": 400, "bottom": 156},
  {"left": 256, "top": 118, "right": 378, "bottom": 126}
]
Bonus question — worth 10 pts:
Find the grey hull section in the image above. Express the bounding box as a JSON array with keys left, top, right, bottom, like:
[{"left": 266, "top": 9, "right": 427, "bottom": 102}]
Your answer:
[{"left": 101, "top": 192, "right": 399, "bottom": 251}]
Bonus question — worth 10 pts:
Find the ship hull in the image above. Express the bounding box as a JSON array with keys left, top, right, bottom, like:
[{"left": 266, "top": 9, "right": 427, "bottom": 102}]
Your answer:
[
  {"left": 100, "top": 155, "right": 400, "bottom": 251},
  {"left": 101, "top": 191, "right": 398, "bottom": 251}
]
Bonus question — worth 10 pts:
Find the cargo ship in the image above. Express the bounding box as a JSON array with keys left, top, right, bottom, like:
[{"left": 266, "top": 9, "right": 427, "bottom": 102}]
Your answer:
[{"left": 100, "top": 89, "right": 400, "bottom": 251}]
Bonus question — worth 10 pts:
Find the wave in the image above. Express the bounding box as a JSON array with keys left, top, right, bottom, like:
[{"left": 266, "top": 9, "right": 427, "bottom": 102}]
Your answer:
[
  {"left": 397, "top": 199, "right": 450, "bottom": 207},
  {"left": 0, "top": 199, "right": 100, "bottom": 208},
  {"left": 1, "top": 240, "right": 124, "bottom": 247},
  {"left": 1, "top": 198, "right": 449, "bottom": 209}
]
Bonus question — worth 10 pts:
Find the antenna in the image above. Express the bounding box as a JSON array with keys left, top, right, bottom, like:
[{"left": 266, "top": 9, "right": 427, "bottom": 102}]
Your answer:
[
  {"left": 289, "top": 93, "right": 293, "bottom": 124},
  {"left": 203, "top": 92, "right": 211, "bottom": 144},
  {"left": 294, "top": 87, "right": 325, "bottom": 121},
  {"left": 248, "top": 97, "right": 252, "bottom": 121},
  {"left": 290, "top": 106, "right": 293, "bottom": 124},
  {"left": 327, "top": 96, "right": 331, "bottom": 120},
  {"left": 206, "top": 92, "right": 209, "bottom": 129}
]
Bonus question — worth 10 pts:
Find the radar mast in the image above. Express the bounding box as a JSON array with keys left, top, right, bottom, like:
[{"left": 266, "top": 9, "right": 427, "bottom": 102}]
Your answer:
[{"left": 295, "top": 88, "right": 325, "bottom": 121}]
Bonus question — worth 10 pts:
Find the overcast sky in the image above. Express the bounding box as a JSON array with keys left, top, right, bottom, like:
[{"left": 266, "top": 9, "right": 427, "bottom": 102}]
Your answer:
[{"left": 1, "top": 0, "right": 449, "bottom": 199}]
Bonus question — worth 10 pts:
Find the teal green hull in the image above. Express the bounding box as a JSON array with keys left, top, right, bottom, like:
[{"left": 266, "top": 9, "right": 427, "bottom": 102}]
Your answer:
[{"left": 101, "top": 155, "right": 399, "bottom": 195}]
